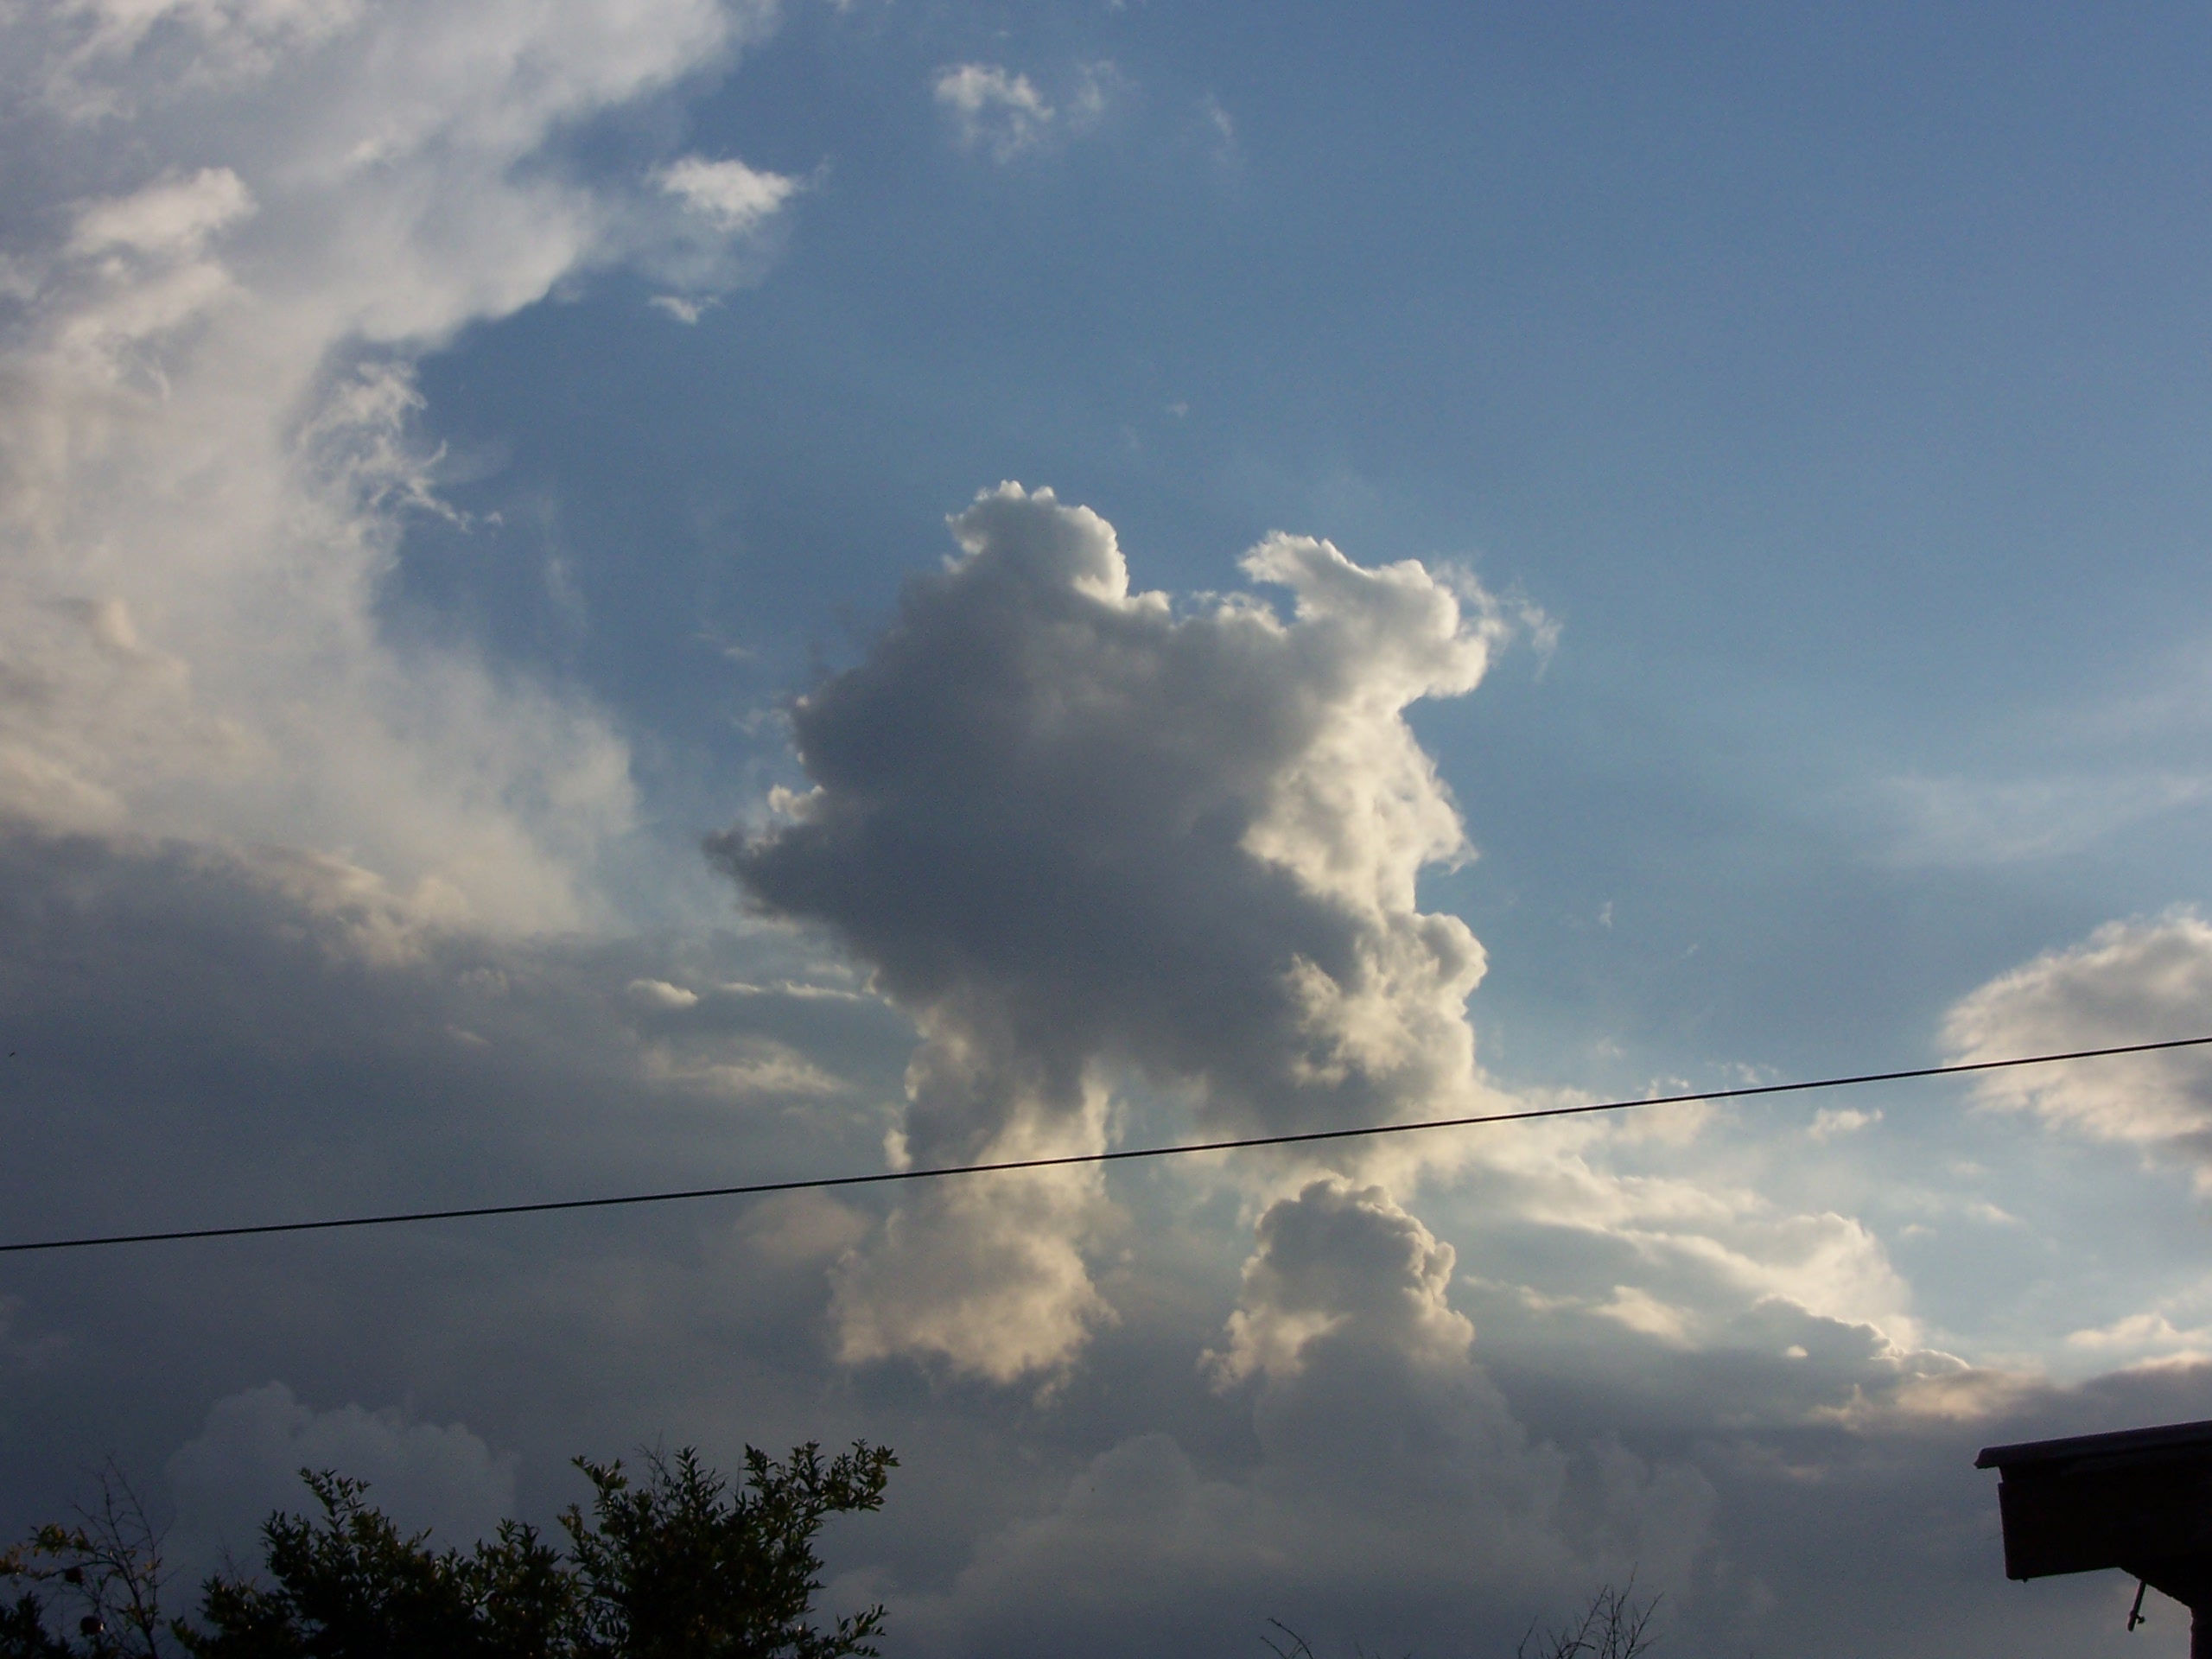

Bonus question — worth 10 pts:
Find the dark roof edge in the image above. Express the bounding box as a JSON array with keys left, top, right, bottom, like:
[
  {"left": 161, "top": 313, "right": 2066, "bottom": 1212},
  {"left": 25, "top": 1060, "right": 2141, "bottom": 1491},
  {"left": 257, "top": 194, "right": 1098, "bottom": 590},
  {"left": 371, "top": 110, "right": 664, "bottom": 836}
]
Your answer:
[{"left": 1976, "top": 1417, "right": 2212, "bottom": 1471}]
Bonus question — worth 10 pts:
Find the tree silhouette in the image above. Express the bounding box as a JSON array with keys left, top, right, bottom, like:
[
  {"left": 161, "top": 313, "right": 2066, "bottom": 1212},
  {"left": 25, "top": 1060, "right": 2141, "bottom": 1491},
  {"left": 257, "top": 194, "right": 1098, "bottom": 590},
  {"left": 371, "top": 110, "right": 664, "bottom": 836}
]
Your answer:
[
  {"left": 3, "top": 1442, "right": 894, "bottom": 1659},
  {"left": 560, "top": 1446, "right": 894, "bottom": 1659}
]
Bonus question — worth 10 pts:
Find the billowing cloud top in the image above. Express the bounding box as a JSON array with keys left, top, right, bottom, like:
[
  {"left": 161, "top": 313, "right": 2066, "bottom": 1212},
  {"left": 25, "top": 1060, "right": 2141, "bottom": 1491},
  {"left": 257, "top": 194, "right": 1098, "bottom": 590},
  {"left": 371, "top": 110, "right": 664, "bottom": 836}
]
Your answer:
[
  {"left": 718, "top": 483, "right": 1511, "bottom": 1155},
  {"left": 713, "top": 483, "right": 1526, "bottom": 1379}
]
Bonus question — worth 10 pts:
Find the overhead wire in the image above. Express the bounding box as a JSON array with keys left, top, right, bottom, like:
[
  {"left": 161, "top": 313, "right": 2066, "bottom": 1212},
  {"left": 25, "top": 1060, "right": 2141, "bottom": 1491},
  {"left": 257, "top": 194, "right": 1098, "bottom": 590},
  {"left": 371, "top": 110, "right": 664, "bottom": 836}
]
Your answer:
[{"left": 3, "top": 1035, "right": 2208, "bottom": 1256}]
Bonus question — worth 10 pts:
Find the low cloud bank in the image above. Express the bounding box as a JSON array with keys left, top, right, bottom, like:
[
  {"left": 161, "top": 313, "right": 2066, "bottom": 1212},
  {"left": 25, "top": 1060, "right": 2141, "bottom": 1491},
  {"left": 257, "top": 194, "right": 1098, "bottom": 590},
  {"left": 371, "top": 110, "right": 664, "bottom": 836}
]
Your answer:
[{"left": 0, "top": 822, "right": 2196, "bottom": 1659}]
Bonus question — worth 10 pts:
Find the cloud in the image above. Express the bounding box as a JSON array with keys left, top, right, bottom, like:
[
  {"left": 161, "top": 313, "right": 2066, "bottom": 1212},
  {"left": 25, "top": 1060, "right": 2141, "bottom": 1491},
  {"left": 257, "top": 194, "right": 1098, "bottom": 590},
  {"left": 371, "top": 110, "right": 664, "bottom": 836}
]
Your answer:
[
  {"left": 829, "top": 1163, "right": 1119, "bottom": 1385},
  {"left": 1065, "top": 61, "right": 1126, "bottom": 131},
  {"left": 1944, "top": 911, "right": 2212, "bottom": 1179},
  {"left": 650, "top": 293, "right": 715, "bottom": 324},
  {"left": 2062, "top": 1310, "right": 2212, "bottom": 1360},
  {"left": 167, "top": 1382, "right": 515, "bottom": 1575},
  {"left": 3, "top": 825, "right": 2201, "bottom": 1659},
  {"left": 68, "top": 166, "right": 257, "bottom": 258},
  {"left": 928, "top": 59, "right": 1127, "bottom": 164},
  {"left": 639, "top": 154, "right": 804, "bottom": 293},
  {"left": 629, "top": 976, "right": 702, "bottom": 1009},
  {"left": 1872, "top": 771, "right": 2212, "bottom": 866},
  {"left": 934, "top": 64, "right": 1054, "bottom": 160},
  {"left": 713, "top": 483, "right": 1532, "bottom": 1379},
  {"left": 1206, "top": 1178, "right": 1472, "bottom": 1387},
  {"left": 709, "top": 480, "right": 1942, "bottom": 1417},
  {"left": 0, "top": 826, "right": 914, "bottom": 1274},
  {"left": 1808, "top": 1105, "right": 1879, "bottom": 1141},
  {"left": 0, "top": 0, "right": 793, "bottom": 934},
  {"left": 896, "top": 1428, "right": 1716, "bottom": 1659},
  {"left": 895, "top": 1178, "right": 1719, "bottom": 1659},
  {"left": 641, "top": 1036, "right": 847, "bottom": 1099},
  {"left": 656, "top": 156, "right": 800, "bottom": 235},
  {"left": 1198, "top": 94, "right": 1235, "bottom": 148}
]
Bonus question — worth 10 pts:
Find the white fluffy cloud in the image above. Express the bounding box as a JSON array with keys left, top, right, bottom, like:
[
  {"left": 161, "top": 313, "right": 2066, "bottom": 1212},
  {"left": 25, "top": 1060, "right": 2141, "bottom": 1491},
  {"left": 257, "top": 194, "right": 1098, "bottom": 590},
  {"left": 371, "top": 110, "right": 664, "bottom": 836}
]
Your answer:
[
  {"left": 1945, "top": 911, "right": 2212, "bottom": 1178},
  {"left": 0, "top": 0, "right": 792, "bottom": 934},
  {"left": 657, "top": 156, "right": 801, "bottom": 234},
  {"left": 715, "top": 483, "right": 1534, "bottom": 1378},
  {"left": 643, "top": 153, "right": 805, "bottom": 296}
]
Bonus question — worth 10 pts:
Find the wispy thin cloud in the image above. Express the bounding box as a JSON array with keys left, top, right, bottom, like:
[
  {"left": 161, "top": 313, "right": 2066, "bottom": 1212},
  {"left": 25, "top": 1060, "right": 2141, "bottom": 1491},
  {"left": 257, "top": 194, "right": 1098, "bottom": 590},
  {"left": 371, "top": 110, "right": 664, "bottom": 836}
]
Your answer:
[{"left": 934, "top": 62, "right": 1055, "bottom": 160}]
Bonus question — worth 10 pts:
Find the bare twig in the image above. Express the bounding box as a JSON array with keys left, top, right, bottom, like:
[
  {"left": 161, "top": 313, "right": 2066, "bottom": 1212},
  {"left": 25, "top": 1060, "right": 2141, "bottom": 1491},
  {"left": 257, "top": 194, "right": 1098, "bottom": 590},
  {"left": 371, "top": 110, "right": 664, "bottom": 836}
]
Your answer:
[
  {"left": 1516, "top": 1581, "right": 1661, "bottom": 1659},
  {"left": 0, "top": 1460, "right": 172, "bottom": 1657}
]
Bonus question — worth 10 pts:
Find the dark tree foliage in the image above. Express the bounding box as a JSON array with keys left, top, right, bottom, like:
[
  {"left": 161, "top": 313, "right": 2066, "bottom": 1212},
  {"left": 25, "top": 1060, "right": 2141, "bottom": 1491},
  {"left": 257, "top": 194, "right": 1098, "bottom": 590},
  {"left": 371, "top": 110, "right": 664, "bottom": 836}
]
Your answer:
[
  {"left": 561, "top": 1446, "right": 893, "bottom": 1659},
  {"left": 2, "top": 1443, "right": 895, "bottom": 1659},
  {"left": 177, "top": 1471, "right": 575, "bottom": 1659},
  {"left": 0, "top": 1598, "right": 71, "bottom": 1659}
]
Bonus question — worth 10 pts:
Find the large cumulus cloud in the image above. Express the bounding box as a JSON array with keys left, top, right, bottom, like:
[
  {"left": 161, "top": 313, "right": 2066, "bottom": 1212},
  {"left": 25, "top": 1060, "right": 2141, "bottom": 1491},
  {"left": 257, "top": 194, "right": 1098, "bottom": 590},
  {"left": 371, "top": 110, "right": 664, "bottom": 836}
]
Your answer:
[{"left": 714, "top": 483, "right": 1531, "bottom": 1378}]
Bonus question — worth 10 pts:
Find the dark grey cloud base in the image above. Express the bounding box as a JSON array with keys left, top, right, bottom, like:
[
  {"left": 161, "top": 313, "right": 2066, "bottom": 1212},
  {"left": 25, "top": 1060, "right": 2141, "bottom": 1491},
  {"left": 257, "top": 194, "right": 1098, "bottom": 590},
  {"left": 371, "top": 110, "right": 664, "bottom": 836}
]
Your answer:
[{"left": 0, "top": 809, "right": 2200, "bottom": 1659}]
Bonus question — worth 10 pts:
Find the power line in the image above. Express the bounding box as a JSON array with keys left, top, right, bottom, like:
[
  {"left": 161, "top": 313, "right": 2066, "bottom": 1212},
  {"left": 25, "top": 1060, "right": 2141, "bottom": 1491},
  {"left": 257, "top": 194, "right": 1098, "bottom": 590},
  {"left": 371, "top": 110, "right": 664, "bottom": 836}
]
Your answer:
[{"left": 4, "top": 1035, "right": 2208, "bottom": 1257}]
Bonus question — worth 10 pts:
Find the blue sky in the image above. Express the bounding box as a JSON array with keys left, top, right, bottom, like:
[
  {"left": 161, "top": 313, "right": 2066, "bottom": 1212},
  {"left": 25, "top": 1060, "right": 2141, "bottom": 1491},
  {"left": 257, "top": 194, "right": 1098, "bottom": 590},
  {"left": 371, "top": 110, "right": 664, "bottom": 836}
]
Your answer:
[
  {"left": 402, "top": 0, "right": 2212, "bottom": 1062},
  {"left": 8, "top": 3, "right": 2212, "bottom": 1656}
]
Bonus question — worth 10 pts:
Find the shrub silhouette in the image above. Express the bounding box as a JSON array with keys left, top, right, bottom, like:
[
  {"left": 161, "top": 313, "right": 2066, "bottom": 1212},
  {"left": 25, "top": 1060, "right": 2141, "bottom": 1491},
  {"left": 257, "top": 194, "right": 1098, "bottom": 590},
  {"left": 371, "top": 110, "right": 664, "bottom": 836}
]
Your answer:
[{"left": 3, "top": 1442, "right": 894, "bottom": 1659}]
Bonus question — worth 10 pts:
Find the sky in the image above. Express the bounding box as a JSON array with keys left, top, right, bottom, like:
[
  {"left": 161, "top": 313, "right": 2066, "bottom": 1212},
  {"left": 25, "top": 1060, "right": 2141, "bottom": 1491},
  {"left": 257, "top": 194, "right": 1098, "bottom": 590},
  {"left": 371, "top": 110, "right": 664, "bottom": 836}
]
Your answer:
[{"left": 7, "top": 2, "right": 2212, "bottom": 1654}]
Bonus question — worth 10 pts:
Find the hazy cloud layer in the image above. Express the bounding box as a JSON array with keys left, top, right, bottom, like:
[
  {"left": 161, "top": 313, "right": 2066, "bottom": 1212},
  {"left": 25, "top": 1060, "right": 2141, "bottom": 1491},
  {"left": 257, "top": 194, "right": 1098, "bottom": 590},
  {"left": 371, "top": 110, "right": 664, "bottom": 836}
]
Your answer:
[
  {"left": 715, "top": 484, "right": 1529, "bottom": 1378},
  {"left": 0, "top": 0, "right": 792, "bottom": 932}
]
